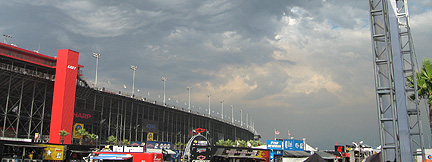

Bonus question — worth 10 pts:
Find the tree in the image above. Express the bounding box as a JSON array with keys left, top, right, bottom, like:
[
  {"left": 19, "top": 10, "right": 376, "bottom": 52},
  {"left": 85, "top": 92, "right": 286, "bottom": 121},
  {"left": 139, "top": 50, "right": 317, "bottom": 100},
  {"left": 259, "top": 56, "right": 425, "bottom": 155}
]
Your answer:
[
  {"left": 216, "top": 139, "right": 263, "bottom": 147},
  {"left": 106, "top": 135, "right": 117, "bottom": 145},
  {"left": 236, "top": 140, "right": 247, "bottom": 147},
  {"left": 87, "top": 133, "right": 98, "bottom": 145},
  {"left": 121, "top": 139, "right": 130, "bottom": 146},
  {"left": 247, "top": 140, "right": 263, "bottom": 147},
  {"left": 175, "top": 142, "right": 185, "bottom": 150},
  {"left": 59, "top": 129, "right": 70, "bottom": 144},
  {"left": 216, "top": 139, "right": 236, "bottom": 147},
  {"left": 412, "top": 58, "right": 432, "bottom": 132},
  {"left": 75, "top": 128, "right": 89, "bottom": 145}
]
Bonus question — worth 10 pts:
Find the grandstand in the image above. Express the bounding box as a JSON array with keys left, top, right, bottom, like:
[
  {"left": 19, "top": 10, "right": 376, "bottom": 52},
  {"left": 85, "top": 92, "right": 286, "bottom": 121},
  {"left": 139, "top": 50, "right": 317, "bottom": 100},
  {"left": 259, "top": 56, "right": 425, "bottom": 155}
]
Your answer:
[{"left": 0, "top": 42, "right": 256, "bottom": 145}]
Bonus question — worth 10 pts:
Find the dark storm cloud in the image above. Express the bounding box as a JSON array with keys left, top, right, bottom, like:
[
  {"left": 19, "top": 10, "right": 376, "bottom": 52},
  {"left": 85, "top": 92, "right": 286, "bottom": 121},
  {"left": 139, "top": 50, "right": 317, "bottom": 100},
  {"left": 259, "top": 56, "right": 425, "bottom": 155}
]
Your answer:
[{"left": 1, "top": 0, "right": 431, "bottom": 150}]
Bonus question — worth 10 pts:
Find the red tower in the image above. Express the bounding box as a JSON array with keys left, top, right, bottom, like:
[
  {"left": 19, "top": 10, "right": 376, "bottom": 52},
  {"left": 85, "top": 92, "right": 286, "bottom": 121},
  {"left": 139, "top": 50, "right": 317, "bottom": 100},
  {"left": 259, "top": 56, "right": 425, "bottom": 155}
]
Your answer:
[{"left": 49, "top": 49, "right": 80, "bottom": 144}]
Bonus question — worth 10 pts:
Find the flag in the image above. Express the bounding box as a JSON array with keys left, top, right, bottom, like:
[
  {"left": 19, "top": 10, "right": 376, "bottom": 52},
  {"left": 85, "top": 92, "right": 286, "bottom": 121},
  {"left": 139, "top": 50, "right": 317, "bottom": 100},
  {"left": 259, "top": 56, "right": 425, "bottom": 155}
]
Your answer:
[
  {"left": 288, "top": 130, "right": 291, "bottom": 136},
  {"left": 275, "top": 130, "right": 280, "bottom": 135}
]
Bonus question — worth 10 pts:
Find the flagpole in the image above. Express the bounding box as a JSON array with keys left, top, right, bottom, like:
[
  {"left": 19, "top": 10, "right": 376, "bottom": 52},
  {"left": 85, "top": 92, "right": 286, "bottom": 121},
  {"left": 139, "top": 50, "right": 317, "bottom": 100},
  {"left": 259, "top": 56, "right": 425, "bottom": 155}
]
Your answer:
[
  {"left": 274, "top": 129, "right": 276, "bottom": 140},
  {"left": 288, "top": 130, "right": 290, "bottom": 139}
]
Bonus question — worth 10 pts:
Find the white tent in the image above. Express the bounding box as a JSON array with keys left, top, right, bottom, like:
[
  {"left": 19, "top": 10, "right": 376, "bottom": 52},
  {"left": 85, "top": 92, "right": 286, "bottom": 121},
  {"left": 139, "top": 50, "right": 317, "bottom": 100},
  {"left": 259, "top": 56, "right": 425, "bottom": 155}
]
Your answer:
[
  {"left": 283, "top": 157, "right": 308, "bottom": 162},
  {"left": 305, "top": 144, "right": 317, "bottom": 152}
]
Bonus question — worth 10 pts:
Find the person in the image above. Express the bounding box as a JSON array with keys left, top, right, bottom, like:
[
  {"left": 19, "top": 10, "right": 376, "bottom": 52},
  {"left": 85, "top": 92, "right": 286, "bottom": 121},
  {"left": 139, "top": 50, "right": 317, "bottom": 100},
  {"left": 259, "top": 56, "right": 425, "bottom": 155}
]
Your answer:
[
  {"left": 29, "top": 151, "right": 34, "bottom": 159},
  {"left": 13, "top": 154, "right": 18, "bottom": 162}
]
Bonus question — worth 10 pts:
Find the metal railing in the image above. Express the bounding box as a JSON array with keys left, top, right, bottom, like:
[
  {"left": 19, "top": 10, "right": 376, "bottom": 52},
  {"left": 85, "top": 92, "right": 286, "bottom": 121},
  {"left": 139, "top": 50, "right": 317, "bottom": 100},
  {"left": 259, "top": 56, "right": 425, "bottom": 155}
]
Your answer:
[
  {"left": 80, "top": 79, "right": 256, "bottom": 134},
  {"left": 0, "top": 63, "right": 55, "bottom": 81}
]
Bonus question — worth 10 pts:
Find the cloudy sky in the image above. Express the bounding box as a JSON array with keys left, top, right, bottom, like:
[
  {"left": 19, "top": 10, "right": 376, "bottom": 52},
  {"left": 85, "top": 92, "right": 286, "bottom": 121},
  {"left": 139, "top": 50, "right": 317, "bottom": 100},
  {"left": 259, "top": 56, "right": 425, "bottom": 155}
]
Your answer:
[{"left": 1, "top": 0, "right": 431, "bottom": 150}]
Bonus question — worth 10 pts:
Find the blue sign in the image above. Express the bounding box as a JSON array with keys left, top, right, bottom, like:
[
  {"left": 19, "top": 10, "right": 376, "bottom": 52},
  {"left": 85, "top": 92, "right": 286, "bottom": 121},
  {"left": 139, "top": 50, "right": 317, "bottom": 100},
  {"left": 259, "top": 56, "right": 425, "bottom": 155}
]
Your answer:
[
  {"left": 272, "top": 150, "right": 283, "bottom": 156},
  {"left": 146, "top": 141, "right": 173, "bottom": 149},
  {"left": 267, "top": 140, "right": 283, "bottom": 150},
  {"left": 283, "top": 139, "right": 304, "bottom": 151},
  {"left": 130, "top": 141, "right": 145, "bottom": 146}
]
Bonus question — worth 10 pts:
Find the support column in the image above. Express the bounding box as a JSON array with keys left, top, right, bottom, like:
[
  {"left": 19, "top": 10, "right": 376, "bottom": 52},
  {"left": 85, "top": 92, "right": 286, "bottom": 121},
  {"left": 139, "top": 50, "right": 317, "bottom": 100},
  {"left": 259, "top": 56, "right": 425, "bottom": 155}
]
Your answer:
[{"left": 49, "top": 49, "right": 79, "bottom": 144}]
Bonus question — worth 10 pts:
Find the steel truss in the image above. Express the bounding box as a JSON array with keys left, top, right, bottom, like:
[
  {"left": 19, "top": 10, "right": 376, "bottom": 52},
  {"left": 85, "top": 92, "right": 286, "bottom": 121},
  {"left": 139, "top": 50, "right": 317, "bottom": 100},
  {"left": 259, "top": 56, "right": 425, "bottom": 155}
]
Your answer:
[
  {"left": 369, "top": 0, "right": 425, "bottom": 161},
  {"left": 0, "top": 68, "right": 53, "bottom": 141}
]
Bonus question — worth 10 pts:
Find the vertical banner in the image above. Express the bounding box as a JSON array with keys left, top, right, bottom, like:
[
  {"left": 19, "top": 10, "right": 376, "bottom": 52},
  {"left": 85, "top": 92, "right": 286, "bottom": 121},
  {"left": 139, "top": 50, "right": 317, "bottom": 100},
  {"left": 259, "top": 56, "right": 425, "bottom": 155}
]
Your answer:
[
  {"left": 73, "top": 123, "right": 84, "bottom": 139},
  {"left": 147, "top": 132, "right": 154, "bottom": 141}
]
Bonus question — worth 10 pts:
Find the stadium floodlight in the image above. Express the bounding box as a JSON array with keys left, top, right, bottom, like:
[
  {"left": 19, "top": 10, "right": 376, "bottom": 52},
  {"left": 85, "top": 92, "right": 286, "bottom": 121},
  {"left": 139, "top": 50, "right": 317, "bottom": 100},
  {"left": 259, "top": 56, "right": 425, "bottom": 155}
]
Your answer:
[
  {"left": 246, "top": 113, "right": 248, "bottom": 129},
  {"left": 187, "top": 86, "right": 191, "bottom": 112},
  {"left": 240, "top": 109, "right": 243, "bottom": 127},
  {"left": 220, "top": 100, "right": 224, "bottom": 120},
  {"left": 93, "top": 53, "right": 101, "bottom": 87},
  {"left": 162, "top": 77, "right": 167, "bottom": 105},
  {"left": 130, "top": 65, "right": 137, "bottom": 96},
  {"left": 231, "top": 105, "right": 234, "bottom": 124},
  {"left": 208, "top": 94, "right": 211, "bottom": 116},
  {"left": 3, "top": 34, "right": 12, "bottom": 44}
]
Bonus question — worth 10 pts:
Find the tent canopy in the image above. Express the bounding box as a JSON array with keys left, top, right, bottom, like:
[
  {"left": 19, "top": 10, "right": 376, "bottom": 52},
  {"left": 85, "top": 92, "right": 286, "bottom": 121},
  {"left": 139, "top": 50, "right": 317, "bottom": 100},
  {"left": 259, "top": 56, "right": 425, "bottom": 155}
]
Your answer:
[
  {"left": 283, "top": 151, "right": 311, "bottom": 157},
  {"left": 315, "top": 151, "right": 338, "bottom": 159},
  {"left": 303, "top": 153, "right": 326, "bottom": 162},
  {"left": 365, "top": 152, "right": 382, "bottom": 162}
]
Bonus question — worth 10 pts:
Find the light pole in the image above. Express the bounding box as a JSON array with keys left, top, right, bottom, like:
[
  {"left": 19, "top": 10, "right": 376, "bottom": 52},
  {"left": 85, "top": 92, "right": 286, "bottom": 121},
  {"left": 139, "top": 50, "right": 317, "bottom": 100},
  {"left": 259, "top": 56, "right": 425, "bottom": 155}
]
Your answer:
[
  {"left": 187, "top": 87, "right": 191, "bottom": 112},
  {"left": 246, "top": 113, "right": 248, "bottom": 129},
  {"left": 231, "top": 105, "right": 234, "bottom": 124},
  {"left": 3, "top": 34, "right": 12, "bottom": 44},
  {"left": 208, "top": 94, "right": 211, "bottom": 116},
  {"left": 130, "top": 65, "right": 137, "bottom": 96},
  {"left": 220, "top": 100, "right": 224, "bottom": 120},
  {"left": 99, "top": 119, "right": 106, "bottom": 146},
  {"left": 162, "top": 77, "right": 167, "bottom": 105},
  {"left": 93, "top": 53, "right": 101, "bottom": 87},
  {"left": 240, "top": 110, "right": 243, "bottom": 127},
  {"left": 134, "top": 124, "right": 140, "bottom": 141}
]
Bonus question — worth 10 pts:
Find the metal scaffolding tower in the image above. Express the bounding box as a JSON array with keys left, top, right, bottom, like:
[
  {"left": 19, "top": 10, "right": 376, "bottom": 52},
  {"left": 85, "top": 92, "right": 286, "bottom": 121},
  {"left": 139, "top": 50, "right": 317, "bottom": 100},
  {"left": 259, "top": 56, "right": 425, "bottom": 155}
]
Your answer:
[{"left": 368, "top": 0, "right": 425, "bottom": 161}]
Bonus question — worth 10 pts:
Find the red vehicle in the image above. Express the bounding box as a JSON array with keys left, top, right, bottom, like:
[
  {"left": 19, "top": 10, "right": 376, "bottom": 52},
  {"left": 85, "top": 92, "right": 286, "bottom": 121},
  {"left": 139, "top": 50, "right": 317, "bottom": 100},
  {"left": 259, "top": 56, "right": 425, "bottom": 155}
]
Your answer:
[{"left": 90, "top": 152, "right": 163, "bottom": 162}]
